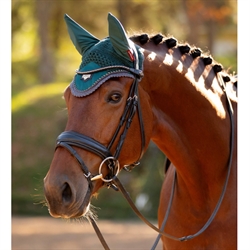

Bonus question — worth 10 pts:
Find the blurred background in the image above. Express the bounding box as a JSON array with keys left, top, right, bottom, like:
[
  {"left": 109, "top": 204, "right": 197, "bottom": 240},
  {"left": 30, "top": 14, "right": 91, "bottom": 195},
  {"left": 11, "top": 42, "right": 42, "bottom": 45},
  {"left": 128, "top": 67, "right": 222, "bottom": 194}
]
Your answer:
[{"left": 12, "top": 0, "right": 237, "bottom": 220}]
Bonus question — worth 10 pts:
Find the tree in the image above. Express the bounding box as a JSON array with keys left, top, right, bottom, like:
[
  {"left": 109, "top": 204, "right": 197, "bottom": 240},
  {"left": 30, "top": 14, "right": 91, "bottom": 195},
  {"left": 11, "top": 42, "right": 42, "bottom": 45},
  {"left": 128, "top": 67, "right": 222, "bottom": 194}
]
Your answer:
[
  {"left": 181, "top": 0, "right": 236, "bottom": 53},
  {"left": 35, "top": 0, "right": 55, "bottom": 83}
]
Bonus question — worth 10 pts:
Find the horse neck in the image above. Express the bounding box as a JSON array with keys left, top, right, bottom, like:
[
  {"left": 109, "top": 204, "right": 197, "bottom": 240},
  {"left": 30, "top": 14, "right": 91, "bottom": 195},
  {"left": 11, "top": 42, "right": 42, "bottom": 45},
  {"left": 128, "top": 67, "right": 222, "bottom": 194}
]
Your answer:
[{"left": 140, "top": 46, "right": 236, "bottom": 199}]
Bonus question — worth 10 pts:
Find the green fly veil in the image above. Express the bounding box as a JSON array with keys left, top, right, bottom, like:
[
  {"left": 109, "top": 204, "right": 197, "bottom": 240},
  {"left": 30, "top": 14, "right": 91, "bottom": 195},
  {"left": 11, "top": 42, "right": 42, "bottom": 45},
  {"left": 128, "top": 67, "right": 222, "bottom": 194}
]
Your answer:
[{"left": 64, "top": 13, "right": 144, "bottom": 97}]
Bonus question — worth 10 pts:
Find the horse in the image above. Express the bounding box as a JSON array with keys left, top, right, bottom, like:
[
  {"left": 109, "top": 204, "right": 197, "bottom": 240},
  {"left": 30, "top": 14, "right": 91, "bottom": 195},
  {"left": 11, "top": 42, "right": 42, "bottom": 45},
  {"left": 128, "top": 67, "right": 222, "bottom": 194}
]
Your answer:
[{"left": 44, "top": 13, "right": 237, "bottom": 249}]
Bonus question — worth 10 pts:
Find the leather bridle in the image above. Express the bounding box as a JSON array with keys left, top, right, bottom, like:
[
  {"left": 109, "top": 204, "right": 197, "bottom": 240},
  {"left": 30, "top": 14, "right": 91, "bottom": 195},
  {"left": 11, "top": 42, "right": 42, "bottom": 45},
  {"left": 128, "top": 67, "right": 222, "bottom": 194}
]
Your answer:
[
  {"left": 54, "top": 52, "right": 235, "bottom": 249},
  {"left": 56, "top": 64, "right": 145, "bottom": 191}
]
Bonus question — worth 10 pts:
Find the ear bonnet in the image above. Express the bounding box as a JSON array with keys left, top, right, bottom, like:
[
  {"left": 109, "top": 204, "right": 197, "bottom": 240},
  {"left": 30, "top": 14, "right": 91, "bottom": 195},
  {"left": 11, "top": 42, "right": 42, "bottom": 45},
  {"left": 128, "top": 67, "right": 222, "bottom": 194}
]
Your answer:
[{"left": 64, "top": 13, "right": 144, "bottom": 97}]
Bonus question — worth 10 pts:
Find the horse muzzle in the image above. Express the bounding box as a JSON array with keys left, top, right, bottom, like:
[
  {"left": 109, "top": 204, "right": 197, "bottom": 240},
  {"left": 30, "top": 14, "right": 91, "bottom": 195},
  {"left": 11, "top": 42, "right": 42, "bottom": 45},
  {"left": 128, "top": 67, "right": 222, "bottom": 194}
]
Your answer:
[
  {"left": 44, "top": 178, "right": 92, "bottom": 219},
  {"left": 43, "top": 154, "right": 93, "bottom": 219}
]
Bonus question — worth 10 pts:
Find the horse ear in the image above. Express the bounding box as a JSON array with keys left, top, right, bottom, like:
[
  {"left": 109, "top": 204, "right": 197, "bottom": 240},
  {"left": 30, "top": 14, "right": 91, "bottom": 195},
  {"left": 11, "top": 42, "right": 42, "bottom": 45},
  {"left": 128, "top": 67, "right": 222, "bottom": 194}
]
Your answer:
[
  {"left": 108, "top": 13, "right": 135, "bottom": 62},
  {"left": 64, "top": 14, "right": 100, "bottom": 55}
]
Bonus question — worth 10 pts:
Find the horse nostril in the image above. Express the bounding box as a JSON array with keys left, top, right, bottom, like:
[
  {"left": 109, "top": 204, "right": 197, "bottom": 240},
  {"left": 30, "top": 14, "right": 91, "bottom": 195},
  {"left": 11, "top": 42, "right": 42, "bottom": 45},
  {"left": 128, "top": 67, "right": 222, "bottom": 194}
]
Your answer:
[{"left": 62, "top": 182, "right": 72, "bottom": 203}]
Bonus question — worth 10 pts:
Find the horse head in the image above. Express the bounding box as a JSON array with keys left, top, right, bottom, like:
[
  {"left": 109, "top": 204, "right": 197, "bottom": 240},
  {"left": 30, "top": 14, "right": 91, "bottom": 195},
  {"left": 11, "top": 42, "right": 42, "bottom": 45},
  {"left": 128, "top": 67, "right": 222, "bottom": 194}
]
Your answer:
[{"left": 44, "top": 13, "right": 153, "bottom": 219}]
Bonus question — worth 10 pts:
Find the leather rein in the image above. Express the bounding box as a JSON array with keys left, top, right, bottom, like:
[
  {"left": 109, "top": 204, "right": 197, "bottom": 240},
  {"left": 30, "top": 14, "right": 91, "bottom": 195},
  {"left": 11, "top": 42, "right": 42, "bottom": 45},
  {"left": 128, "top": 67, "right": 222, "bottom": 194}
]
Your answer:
[{"left": 55, "top": 56, "right": 234, "bottom": 249}]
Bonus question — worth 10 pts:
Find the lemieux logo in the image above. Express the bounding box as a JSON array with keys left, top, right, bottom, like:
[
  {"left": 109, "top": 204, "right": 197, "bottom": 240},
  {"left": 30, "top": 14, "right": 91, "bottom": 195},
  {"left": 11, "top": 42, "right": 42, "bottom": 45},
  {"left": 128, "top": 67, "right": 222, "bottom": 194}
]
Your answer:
[{"left": 81, "top": 74, "right": 92, "bottom": 81}]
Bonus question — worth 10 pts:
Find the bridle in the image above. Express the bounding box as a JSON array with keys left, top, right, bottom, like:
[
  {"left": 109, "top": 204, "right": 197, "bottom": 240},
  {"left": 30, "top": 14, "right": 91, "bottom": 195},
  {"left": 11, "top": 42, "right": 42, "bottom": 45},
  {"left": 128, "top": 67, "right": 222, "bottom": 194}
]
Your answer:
[
  {"left": 55, "top": 49, "right": 235, "bottom": 249},
  {"left": 56, "top": 63, "right": 145, "bottom": 191}
]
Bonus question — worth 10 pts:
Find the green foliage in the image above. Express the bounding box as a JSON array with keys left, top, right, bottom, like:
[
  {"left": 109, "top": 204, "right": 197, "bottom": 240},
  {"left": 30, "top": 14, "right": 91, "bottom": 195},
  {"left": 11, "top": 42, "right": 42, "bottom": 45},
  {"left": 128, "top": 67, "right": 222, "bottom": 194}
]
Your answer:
[
  {"left": 12, "top": 0, "right": 37, "bottom": 61},
  {"left": 215, "top": 53, "right": 237, "bottom": 74},
  {"left": 12, "top": 58, "right": 39, "bottom": 95},
  {"left": 12, "top": 83, "right": 68, "bottom": 215}
]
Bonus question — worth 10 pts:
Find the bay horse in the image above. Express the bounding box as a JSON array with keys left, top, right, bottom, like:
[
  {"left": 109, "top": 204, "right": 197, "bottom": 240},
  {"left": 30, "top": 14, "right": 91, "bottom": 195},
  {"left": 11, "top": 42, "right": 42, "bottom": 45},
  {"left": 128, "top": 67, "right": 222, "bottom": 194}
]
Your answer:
[{"left": 44, "top": 13, "right": 237, "bottom": 249}]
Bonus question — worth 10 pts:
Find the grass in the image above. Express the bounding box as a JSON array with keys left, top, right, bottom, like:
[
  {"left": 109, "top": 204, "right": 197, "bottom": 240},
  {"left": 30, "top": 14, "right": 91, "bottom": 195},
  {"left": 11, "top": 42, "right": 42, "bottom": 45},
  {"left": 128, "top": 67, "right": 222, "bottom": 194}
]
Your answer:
[
  {"left": 12, "top": 82, "right": 69, "bottom": 215},
  {"left": 12, "top": 82, "right": 68, "bottom": 112}
]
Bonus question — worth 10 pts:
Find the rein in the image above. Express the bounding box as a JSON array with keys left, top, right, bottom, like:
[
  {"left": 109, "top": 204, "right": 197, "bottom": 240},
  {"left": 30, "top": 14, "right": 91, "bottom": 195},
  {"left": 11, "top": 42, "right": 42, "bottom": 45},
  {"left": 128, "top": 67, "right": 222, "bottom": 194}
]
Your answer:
[{"left": 55, "top": 60, "right": 234, "bottom": 249}]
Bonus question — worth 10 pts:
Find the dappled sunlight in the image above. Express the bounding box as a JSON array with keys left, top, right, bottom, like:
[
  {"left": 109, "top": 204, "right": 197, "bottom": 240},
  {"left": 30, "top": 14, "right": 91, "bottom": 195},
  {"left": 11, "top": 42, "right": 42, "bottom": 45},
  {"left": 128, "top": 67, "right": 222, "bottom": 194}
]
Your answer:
[
  {"left": 147, "top": 52, "right": 157, "bottom": 61},
  {"left": 163, "top": 53, "right": 173, "bottom": 66},
  {"left": 12, "top": 82, "right": 68, "bottom": 113},
  {"left": 176, "top": 61, "right": 184, "bottom": 73}
]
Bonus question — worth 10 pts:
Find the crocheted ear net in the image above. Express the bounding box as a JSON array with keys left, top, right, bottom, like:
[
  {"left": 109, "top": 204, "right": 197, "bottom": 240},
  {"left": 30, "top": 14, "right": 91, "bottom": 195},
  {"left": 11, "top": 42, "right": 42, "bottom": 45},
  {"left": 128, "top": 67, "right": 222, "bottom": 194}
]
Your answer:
[{"left": 70, "top": 38, "right": 144, "bottom": 97}]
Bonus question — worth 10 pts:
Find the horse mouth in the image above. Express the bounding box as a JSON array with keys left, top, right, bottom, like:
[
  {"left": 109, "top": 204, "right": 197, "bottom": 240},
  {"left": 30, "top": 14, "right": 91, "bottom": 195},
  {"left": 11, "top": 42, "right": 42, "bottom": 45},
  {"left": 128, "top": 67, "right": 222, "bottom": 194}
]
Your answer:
[
  {"left": 48, "top": 202, "right": 91, "bottom": 219},
  {"left": 45, "top": 186, "right": 92, "bottom": 219}
]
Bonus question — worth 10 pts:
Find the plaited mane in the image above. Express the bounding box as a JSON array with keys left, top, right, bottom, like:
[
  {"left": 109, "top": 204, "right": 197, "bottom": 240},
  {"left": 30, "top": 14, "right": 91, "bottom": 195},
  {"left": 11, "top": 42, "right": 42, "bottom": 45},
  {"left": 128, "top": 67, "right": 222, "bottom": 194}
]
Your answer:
[{"left": 130, "top": 33, "right": 237, "bottom": 90}]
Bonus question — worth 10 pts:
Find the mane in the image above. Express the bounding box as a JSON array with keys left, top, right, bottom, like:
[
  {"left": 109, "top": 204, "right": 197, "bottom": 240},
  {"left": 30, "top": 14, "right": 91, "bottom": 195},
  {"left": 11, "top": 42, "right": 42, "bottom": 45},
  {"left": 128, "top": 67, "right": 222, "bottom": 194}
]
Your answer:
[{"left": 129, "top": 33, "right": 237, "bottom": 93}]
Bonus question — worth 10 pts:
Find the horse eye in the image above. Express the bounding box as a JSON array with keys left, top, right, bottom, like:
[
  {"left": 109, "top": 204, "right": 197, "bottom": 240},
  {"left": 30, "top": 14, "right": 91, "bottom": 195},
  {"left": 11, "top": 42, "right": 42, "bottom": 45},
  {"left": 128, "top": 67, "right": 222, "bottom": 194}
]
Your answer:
[{"left": 107, "top": 93, "right": 122, "bottom": 103}]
